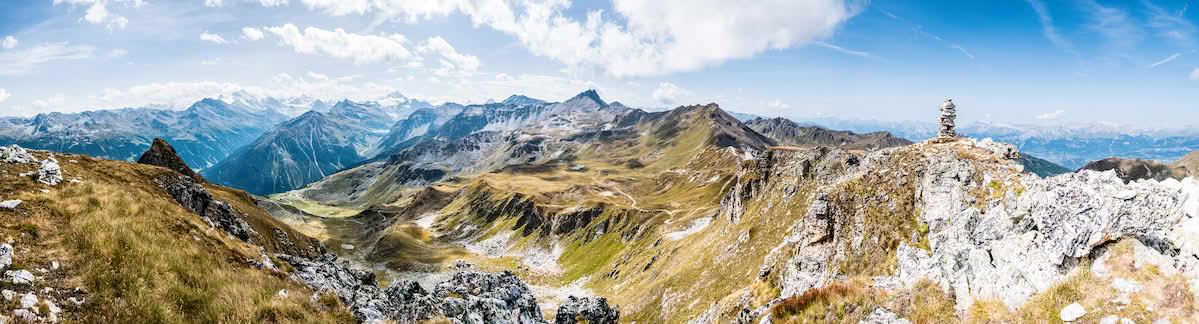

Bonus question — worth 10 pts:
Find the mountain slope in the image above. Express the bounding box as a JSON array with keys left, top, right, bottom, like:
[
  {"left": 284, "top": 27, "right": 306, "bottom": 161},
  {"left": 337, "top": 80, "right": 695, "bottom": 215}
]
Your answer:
[
  {"left": 0, "top": 146, "right": 353, "bottom": 323},
  {"left": 202, "top": 113, "right": 370, "bottom": 196},
  {"left": 1078, "top": 157, "right": 1189, "bottom": 183},
  {"left": 746, "top": 117, "right": 911, "bottom": 150}
]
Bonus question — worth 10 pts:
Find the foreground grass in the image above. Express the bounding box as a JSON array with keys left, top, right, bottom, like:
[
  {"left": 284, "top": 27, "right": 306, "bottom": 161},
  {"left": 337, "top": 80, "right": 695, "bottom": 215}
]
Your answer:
[{"left": 0, "top": 153, "right": 355, "bottom": 323}]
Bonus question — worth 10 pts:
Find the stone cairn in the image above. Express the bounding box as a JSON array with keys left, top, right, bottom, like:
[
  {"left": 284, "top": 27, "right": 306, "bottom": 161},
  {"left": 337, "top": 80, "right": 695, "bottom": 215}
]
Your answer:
[{"left": 938, "top": 99, "right": 957, "bottom": 139}]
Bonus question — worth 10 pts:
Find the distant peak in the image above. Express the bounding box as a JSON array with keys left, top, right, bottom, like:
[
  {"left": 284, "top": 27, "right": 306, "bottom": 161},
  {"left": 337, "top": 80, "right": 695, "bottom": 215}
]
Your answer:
[
  {"left": 384, "top": 91, "right": 407, "bottom": 99},
  {"left": 568, "top": 89, "right": 606, "bottom": 106},
  {"left": 501, "top": 94, "right": 547, "bottom": 106}
]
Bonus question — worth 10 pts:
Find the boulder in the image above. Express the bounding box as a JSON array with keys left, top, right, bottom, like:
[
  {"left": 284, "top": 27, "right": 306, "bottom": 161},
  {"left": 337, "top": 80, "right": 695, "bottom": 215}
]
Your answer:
[
  {"left": 6, "top": 270, "right": 34, "bottom": 285},
  {"left": 19, "top": 293, "right": 37, "bottom": 310},
  {"left": 1060, "top": 303, "right": 1086, "bottom": 322},
  {"left": 0, "top": 200, "right": 20, "bottom": 209},
  {"left": 0, "top": 244, "right": 10, "bottom": 271},
  {"left": 554, "top": 296, "right": 620, "bottom": 324},
  {"left": 860, "top": 307, "right": 912, "bottom": 324},
  {"left": 138, "top": 138, "right": 207, "bottom": 183}
]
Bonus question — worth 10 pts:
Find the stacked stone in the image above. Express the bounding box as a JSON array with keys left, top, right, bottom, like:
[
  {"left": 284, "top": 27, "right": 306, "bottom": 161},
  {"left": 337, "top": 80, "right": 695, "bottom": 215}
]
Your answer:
[{"left": 939, "top": 99, "right": 956, "bottom": 138}]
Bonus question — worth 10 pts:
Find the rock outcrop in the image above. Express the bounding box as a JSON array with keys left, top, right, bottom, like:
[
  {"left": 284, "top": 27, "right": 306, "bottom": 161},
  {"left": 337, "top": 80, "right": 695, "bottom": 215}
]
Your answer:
[
  {"left": 278, "top": 252, "right": 568, "bottom": 324},
  {"left": 138, "top": 138, "right": 207, "bottom": 183},
  {"left": 0, "top": 145, "right": 36, "bottom": 164},
  {"left": 1078, "top": 157, "right": 1186, "bottom": 183},
  {"left": 937, "top": 99, "right": 956, "bottom": 138},
  {"left": 554, "top": 296, "right": 621, "bottom": 324},
  {"left": 715, "top": 137, "right": 1199, "bottom": 322},
  {"left": 155, "top": 174, "right": 256, "bottom": 242}
]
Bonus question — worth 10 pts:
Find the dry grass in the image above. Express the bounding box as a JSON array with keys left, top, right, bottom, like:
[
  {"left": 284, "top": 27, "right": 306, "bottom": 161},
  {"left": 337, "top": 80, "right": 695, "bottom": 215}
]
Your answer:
[
  {"left": 769, "top": 279, "right": 954, "bottom": 324},
  {"left": 0, "top": 152, "right": 355, "bottom": 323}
]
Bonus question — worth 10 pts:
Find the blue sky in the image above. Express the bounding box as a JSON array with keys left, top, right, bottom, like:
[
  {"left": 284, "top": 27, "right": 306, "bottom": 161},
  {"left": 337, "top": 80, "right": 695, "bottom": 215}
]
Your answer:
[{"left": 0, "top": 0, "right": 1195, "bottom": 127}]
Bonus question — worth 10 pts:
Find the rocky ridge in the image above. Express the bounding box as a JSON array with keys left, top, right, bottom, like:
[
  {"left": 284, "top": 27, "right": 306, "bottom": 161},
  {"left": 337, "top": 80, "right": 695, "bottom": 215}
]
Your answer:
[{"left": 705, "top": 137, "right": 1199, "bottom": 323}]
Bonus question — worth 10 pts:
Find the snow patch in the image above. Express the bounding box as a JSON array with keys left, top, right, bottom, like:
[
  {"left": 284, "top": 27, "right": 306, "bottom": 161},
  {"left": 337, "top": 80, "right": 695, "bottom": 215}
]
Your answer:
[{"left": 665, "top": 216, "right": 714, "bottom": 241}]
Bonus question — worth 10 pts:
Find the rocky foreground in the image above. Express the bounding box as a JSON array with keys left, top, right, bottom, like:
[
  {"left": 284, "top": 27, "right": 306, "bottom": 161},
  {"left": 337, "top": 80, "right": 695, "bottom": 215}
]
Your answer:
[{"left": 706, "top": 138, "right": 1199, "bottom": 323}]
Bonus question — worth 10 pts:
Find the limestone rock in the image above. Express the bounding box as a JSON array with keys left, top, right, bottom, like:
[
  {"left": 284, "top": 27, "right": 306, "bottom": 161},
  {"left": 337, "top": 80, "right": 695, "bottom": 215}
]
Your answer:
[
  {"left": 0, "top": 244, "right": 10, "bottom": 271},
  {"left": 1060, "top": 303, "right": 1086, "bottom": 322},
  {"left": 137, "top": 138, "right": 207, "bottom": 183},
  {"left": 37, "top": 157, "right": 62, "bottom": 185},
  {"left": 435, "top": 271, "right": 548, "bottom": 324},
  {"left": 0, "top": 145, "right": 35, "bottom": 164},
  {"left": 19, "top": 293, "right": 37, "bottom": 310},
  {"left": 6, "top": 270, "right": 34, "bottom": 285},
  {"left": 938, "top": 99, "right": 956, "bottom": 138},
  {"left": 0, "top": 200, "right": 20, "bottom": 209},
  {"left": 554, "top": 296, "right": 620, "bottom": 324},
  {"left": 860, "top": 307, "right": 912, "bottom": 324}
]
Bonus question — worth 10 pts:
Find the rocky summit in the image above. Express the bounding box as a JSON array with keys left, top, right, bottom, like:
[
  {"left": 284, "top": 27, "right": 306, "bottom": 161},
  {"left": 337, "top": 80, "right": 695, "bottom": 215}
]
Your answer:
[{"left": 139, "top": 138, "right": 207, "bottom": 183}]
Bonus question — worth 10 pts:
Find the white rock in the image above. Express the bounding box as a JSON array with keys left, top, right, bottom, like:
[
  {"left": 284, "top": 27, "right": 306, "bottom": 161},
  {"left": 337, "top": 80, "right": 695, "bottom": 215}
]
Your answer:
[
  {"left": 1099, "top": 315, "right": 1120, "bottom": 324},
  {"left": 19, "top": 293, "right": 38, "bottom": 310},
  {"left": 44, "top": 300, "right": 60, "bottom": 314},
  {"left": 50, "top": 261, "right": 58, "bottom": 271},
  {"left": 1060, "top": 303, "right": 1086, "bottom": 322},
  {"left": 278, "top": 289, "right": 289, "bottom": 298},
  {"left": 11, "top": 309, "right": 35, "bottom": 322},
  {"left": 67, "top": 297, "right": 84, "bottom": 306},
  {"left": 1131, "top": 240, "right": 1179, "bottom": 276},
  {"left": 37, "top": 157, "right": 62, "bottom": 185},
  {"left": 1154, "top": 319, "right": 1171, "bottom": 324},
  {"left": 860, "top": 307, "right": 912, "bottom": 324},
  {"left": 1, "top": 289, "right": 14, "bottom": 301},
  {"left": 0, "top": 244, "right": 11, "bottom": 270},
  {"left": 1119, "top": 319, "right": 1133, "bottom": 324},
  {"left": 1111, "top": 278, "right": 1143, "bottom": 294},
  {"left": 0, "top": 145, "right": 35, "bottom": 164},
  {"left": 6, "top": 270, "right": 34, "bottom": 285},
  {"left": 0, "top": 200, "right": 19, "bottom": 209}
]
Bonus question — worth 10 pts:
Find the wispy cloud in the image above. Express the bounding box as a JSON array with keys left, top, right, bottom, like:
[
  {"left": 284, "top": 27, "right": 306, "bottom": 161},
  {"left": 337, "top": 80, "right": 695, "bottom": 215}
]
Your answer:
[
  {"left": 1079, "top": 0, "right": 1142, "bottom": 56},
  {"left": 881, "top": 10, "right": 899, "bottom": 20},
  {"left": 1025, "top": 0, "right": 1080, "bottom": 57},
  {"left": 815, "top": 42, "right": 877, "bottom": 59},
  {"left": 1036, "top": 109, "right": 1067, "bottom": 120},
  {"left": 0, "top": 42, "right": 94, "bottom": 76},
  {"left": 1149, "top": 53, "right": 1181, "bottom": 68},
  {"left": 1142, "top": 0, "right": 1196, "bottom": 48},
  {"left": 950, "top": 45, "right": 975, "bottom": 59},
  {"left": 1191, "top": 68, "right": 1199, "bottom": 80}
]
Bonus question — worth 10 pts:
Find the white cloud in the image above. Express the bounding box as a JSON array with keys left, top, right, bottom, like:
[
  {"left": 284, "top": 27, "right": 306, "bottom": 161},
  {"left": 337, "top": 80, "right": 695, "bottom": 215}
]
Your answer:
[
  {"left": 419, "top": 36, "right": 480, "bottom": 75},
  {"left": 108, "top": 48, "right": 128, "bottom": 58},
  {"left": 767, "top": 99, "right": 790, "bottom": 109},
  {"left": 241, "top": 27, "right": 265, "bottom": 41},
  {"left": 260, "top": 24, "right": 413, "bottom": 64},
  {"left": 200, "top": 57, "right": 223, "bottom": 65},
  {"left": 0, "top": 89, "right": 10, "bottom": 103},
  {"left": 495, "top": 73, "right": 512, "bottom": 81},
  {"left": 2, "top": 36, "right": 17, "bottom": 49},
  {"left": 32, "top": 95, "right": 66, "bottom": 108},
  {"left": 1149, "top": 53, "right": 1181, "bottom": 68},
  {"left": 259, "top": 0, "right": 288, "bottom": 7},
  {"left": 0, "top": 42, "right": 95, "bottom": 76},
  {"left": 203, "top": 0, "right": 224, "bottom": 7},
  {"left": 53, "top": 0, "right": 141, "bottom": 30},
  {"left": 1191, "top": 67, "right": 1199, "bottom": 80},
  {"left": 1035, "top": 109, "right": 1066, "bottom": 120},
  {"left": 306, "top": 71, "right": 330, "bottom": 81},
  {"left": 298, "top": 0, "right": 864, "bottom": 77},
  {"left": 1025, "top": 0, "right": 1079, "bottom": 57},
  {"left": 815, "top": 42, "right": 875, "bottom": 58},
  {"left": 199, "top": 32, "right": 228, "bottom": 44},
  {"left": 651, "top": 82, "right": 691, "bottom": 105}
]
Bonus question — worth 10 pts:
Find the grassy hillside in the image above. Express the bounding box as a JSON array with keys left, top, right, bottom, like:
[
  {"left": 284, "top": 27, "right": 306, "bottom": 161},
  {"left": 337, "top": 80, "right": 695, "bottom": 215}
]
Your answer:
[{"left": 0, "top": 150, "right": 354, "bottom": 323}]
